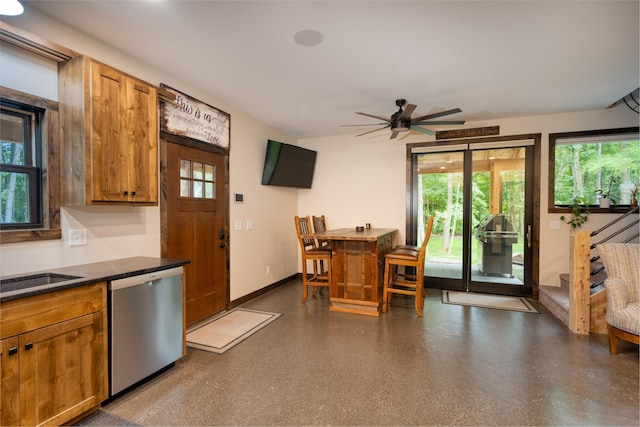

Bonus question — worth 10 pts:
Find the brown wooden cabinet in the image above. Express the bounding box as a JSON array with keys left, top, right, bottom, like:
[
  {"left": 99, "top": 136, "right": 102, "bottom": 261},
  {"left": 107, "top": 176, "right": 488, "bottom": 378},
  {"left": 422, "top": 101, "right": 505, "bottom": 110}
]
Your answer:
[
  {"left": 0, "top": 283, "right": 108, "bottom": 426},
  {"left": 59, "top": 56, "right": 158, "bottom": 205}
]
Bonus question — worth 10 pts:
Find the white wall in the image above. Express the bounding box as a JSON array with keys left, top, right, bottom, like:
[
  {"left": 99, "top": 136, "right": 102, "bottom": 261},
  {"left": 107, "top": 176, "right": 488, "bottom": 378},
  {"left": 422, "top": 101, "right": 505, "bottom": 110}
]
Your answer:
[
  {"left": 298, "top": 133, "right": 407, "bottom": 243},
  {"left": 0, "top": 42, "right": 58, "bottom": 100},
  {"left": 2, "top": 7, "right": 637, "bottom": 299},
  {"left": 298, "top": 106, "right": 639, "bottom": 288},
  {"left": 0, "top": 8, "right": 300, "bottom": 301}
]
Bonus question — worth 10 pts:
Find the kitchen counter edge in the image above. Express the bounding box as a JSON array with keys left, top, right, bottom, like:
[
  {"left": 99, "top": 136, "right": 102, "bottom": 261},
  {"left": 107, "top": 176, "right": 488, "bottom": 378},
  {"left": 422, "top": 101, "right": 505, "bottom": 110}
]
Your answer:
[{"left": 0, "top": 256, "right": 190, "bottom": 302}]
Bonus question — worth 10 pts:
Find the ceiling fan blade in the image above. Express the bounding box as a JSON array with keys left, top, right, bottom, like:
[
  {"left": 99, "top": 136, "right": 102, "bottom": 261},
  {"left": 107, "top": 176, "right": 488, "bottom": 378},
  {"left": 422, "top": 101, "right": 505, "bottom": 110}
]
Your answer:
[
  {"left": 356, "top": 112, "right": 390, "bottom": 122},
  {"left": 389, "top": 131, "right": 400, "bottom": 139},
  {"left": 399, "top": 103, "right": 417, "bottom": 120},
  {"left": 356, "top": 125, "right": 390, "bottom": 137},
  {"left": 411, "top": 107, "right": 462, "bottom": 123},
  {"left": 412, "top": 120, "right": 466, "bottom": 126},
  {"left": 411, "top": 125, "right": 435, "bottom": 136},
  {"left": 340, "top": 123, "right": 388, "bottom": 127}
]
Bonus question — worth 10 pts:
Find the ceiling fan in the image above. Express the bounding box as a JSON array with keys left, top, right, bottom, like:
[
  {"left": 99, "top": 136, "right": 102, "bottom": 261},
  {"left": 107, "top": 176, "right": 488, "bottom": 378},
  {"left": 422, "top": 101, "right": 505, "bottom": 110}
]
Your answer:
[{"left": 342, "top": 99, "right": 465, "bottom": 139}]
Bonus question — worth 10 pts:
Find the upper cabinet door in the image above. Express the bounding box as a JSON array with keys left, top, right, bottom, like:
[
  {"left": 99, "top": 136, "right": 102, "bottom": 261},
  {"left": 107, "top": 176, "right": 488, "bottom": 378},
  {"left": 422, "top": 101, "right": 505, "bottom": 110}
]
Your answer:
[
  {"left": 59, "top": 56, "right": 158, "bottom": 206},
  {"left": 90, "top": 60, "right": 128, "bottom": 202},
  {"left": 126, "top": 78, "right": 158, "bottom": 203}
]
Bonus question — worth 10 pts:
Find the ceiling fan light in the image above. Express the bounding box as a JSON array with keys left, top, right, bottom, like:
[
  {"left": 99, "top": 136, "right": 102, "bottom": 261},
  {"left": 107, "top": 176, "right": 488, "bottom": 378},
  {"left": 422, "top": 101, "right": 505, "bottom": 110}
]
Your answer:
[
  {"left": 390, "top": 119, "right": 410, "bottom": 132},
  {"left": 0, "top": 0, "right": 23, "bottom": 16}
]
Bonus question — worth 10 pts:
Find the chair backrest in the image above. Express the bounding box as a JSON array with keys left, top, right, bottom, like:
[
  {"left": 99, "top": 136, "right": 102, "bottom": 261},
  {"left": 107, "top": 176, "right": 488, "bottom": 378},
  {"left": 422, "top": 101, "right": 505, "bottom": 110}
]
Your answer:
[
  {"left": 294, "top": 215, "right": 316, "bottom": 252},
  {"left": 598, "top": 243, "right": 640, "bottom": 303},
  {"left": 312, "top": 215, "right": 327, "bottom": 233},
  {"left": 417, "top": 215, "right": 435, "bottom": 264},
  {"left": 312, "top": 215, "right": 328, "bottom": 246}
]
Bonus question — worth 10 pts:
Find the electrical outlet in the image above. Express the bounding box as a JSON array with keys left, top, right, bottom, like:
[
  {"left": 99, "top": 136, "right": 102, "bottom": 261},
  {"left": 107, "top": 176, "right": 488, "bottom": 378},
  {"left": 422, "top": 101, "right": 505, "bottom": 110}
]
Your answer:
[
  {"left": 69, "top": 229, "right": 88, "bottom": 246},
  {"left": 550, "top": 221, "right": 561, "bottom": 230}
]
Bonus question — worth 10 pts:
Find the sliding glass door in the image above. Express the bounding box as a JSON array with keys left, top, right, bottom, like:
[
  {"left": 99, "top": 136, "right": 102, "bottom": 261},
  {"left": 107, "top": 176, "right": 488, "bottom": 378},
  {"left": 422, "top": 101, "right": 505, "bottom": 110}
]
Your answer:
[{"left": 410, "top": 138, "right": 536, "bottom": 297}]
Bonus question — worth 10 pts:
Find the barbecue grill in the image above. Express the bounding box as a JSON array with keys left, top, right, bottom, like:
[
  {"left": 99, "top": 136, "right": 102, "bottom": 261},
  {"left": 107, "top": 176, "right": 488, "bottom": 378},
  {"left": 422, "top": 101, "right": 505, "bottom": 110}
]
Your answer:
[{"left": 474, "top": 214, "right": 518, "bottom": 277}]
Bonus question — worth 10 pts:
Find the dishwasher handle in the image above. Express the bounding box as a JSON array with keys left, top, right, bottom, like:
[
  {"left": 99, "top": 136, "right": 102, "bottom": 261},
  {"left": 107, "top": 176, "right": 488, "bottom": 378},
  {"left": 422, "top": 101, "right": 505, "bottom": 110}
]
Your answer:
[{"left": 108, "top": 266, "right": 183, "bottom": 291}]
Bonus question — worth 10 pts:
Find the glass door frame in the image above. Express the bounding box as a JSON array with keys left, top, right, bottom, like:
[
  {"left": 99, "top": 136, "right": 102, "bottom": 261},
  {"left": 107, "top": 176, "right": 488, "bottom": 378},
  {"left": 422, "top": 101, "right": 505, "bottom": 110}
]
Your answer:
[{"left": 406, "top": 133, "right": 541, "bottom": 298}]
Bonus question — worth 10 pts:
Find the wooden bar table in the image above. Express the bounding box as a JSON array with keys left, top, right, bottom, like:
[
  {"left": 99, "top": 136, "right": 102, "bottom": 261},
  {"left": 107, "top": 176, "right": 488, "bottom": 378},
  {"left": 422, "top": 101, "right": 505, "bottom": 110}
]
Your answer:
[{"left": 312, "top": 228, "right": 397, "bottom": 316}]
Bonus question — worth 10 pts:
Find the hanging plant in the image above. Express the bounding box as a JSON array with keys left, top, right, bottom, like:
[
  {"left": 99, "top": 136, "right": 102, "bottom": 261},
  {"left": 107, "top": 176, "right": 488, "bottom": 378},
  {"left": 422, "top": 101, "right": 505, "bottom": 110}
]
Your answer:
[{"left": 560, "top": 197, "right": 590, "bottom": 231}]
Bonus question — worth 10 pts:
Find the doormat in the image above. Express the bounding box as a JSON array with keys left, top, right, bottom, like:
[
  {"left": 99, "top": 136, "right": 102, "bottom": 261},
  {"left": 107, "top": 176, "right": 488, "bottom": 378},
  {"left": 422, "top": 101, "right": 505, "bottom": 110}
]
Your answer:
[
  {"left": 442, "top": 290, "right": 538, "bottom": 313},
  {"left": 186, "top": 308, "right": 282, "bottom": 354}
]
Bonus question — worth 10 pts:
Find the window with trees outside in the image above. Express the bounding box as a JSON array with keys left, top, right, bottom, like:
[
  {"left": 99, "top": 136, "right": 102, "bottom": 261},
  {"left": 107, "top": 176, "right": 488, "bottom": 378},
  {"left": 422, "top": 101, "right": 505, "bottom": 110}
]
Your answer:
[
  {"left": 549, "top": 127, "right": 640, "bottom": 212},
  {"left": 0, "top": 87, "right": 60, "bottom": 243},
  {"left": 1, "top": 102, "right": 42, "bottom": 229}
]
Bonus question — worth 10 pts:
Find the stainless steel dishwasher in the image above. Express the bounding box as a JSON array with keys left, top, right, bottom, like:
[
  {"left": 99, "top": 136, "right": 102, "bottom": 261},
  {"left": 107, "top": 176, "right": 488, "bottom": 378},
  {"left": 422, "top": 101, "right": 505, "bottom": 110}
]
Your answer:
[{"left": 109, "top": 266, "right": 184, "bottom": 396}]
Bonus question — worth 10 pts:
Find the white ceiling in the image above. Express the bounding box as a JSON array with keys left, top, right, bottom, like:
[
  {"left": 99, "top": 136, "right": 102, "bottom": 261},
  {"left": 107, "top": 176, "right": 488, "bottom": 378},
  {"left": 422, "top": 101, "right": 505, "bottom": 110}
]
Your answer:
[{"left": 21, "top": 0, "right": 640, "bottom": 139}]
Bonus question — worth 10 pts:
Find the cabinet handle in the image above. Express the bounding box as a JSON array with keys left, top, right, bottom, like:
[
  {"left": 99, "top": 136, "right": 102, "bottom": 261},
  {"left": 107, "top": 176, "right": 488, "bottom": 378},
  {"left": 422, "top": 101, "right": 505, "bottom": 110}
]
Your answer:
[
  {"left": 8, "top": 347, "right": 17, "bottom": 356},
  {"left": 123, "top": 191, "right": 129, "bottom": 196},
  {"left": 25, "top": 342, "right": 33, "bottom": 351},
  {"left": 131, "top": 191, "right": 136, "bottom": 196}
]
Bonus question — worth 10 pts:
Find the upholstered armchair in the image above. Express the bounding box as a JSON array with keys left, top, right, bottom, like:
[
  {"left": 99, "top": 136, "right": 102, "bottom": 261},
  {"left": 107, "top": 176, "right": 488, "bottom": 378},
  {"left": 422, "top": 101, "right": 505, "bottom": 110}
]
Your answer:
[{"left": 598, "top": 243, "right": 640, "bottom": 354}]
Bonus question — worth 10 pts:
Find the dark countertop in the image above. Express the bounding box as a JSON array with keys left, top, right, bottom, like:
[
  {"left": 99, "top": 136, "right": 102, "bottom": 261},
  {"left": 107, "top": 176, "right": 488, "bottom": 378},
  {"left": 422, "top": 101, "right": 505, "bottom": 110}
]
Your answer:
[{"left": 0, "top": 256, "right": 190, "bottom": 302}]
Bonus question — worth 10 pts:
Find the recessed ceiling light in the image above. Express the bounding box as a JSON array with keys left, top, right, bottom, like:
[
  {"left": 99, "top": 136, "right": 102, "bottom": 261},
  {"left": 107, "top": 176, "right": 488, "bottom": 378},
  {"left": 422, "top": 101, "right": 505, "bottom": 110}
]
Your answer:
[
  {"left": 0, "top": 0, "right": 23, "bottom": 16},
  {"left": 294, "top": 29, "right": 324, "bottom": 47}
]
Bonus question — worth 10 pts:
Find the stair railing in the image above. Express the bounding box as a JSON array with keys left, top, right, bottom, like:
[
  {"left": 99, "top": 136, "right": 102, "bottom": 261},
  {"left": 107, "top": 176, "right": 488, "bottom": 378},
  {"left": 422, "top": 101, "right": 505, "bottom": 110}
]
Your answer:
[
  {"left": 589, "top": 206, "right": 639, "bottom": 288},
  {"left": 569, "top": 230, "right": 591, "bottom": 335},
  {"left": 568, "top": 207, "right": 639, "bottom": 334},
  {"left": 590, "top": 206, "right": 639, "bottom": 239}
]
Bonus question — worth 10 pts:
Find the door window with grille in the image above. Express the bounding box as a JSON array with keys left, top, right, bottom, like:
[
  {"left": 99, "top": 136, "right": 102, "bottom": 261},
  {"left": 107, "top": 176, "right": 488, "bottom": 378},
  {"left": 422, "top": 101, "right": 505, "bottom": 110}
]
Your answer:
[{"left": 180, "top": 159, "right": 215, "bottom": 199}]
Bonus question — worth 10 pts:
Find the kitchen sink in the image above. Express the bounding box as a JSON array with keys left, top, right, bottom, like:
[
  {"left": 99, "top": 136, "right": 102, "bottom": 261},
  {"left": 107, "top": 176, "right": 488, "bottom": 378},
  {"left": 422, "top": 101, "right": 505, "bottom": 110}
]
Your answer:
[{"left": 0, "top": 273, "right": 82, "bottom": 293}]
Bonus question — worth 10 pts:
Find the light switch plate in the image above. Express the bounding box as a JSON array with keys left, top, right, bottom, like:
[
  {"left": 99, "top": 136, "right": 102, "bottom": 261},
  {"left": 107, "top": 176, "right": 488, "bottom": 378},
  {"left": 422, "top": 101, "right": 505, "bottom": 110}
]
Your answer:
[
  {"left": 235, "top": 220, "right": 242, "bottom": 231},
  {"left": 246, "top": 220, "right": 253, "bottom": 230}
]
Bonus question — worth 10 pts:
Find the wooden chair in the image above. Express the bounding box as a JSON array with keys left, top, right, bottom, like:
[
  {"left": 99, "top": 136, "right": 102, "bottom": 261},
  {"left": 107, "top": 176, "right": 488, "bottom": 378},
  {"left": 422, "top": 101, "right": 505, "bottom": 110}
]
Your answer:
[
  {"left": 382, "top": 215, "right": 434, "bottom": 317},
  {"left": 294, "top": 215, "right": 332, "bottom": 303},
  {"left": 312, "top": 215, "right": 329, "bottom": 247},
  {"left": 312, "top": 214, "right": 330, "bottom": 275}
]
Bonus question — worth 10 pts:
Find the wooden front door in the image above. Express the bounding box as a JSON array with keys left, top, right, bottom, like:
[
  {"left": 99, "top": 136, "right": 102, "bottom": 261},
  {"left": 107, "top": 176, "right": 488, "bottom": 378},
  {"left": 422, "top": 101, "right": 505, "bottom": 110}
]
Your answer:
[{"left": 163, "top": 140, "right": 229, "bottom": 326}]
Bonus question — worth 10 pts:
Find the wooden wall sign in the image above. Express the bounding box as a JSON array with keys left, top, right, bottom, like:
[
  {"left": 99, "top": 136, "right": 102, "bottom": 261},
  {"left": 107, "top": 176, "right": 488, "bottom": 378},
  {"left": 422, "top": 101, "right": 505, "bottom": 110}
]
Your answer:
[
  {"left": 436, "top": 126, "right": 500, "bottom": 140},
  {"left": 160, "top": 84, "right": 230, "bottom": 150}
]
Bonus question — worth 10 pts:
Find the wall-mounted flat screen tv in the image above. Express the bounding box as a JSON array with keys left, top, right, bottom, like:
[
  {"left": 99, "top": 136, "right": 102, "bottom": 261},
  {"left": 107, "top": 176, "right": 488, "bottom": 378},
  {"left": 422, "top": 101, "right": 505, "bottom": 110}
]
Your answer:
[{"left": 261, "top": 140, "right": 317, "bottom": 189}]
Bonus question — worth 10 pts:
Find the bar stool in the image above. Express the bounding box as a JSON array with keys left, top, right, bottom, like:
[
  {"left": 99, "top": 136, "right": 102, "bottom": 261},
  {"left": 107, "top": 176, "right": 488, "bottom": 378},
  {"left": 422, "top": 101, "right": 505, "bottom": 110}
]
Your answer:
[
  {"left": 294, "top": 215, "right": 332, "bottom": 303},
  {"left": 312, "top": 214, "right": 330, "bottom": 275},
  {"left": 382, "top": 215, "right": 434, "bottom": 317},
  {"left": 312, "top": 214, "right": 329, "bottom": 248}
]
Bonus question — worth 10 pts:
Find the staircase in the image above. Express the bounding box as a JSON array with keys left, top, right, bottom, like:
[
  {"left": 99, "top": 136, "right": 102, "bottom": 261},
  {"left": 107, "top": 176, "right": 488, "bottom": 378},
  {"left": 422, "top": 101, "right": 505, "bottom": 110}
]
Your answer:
[
  {"left": 539, "top": 257, "right": 607, "bottom": 333},
  {"left": 539, "top": 207, "right": 639, "bottom": 335}
]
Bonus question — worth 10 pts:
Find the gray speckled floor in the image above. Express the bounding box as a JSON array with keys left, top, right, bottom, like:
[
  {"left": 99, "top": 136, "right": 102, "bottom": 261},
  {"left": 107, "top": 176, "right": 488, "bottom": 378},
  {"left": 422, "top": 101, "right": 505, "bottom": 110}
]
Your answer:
[{"left": 99, "top": 279, "right": 639, "bottom": 426}]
